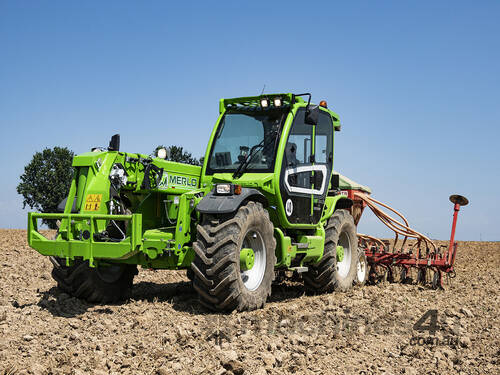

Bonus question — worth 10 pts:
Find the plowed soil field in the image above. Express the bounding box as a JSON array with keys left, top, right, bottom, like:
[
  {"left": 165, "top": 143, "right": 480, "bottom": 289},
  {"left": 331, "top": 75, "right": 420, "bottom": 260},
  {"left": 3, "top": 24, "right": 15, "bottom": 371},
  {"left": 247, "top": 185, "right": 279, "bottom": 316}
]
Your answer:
[{"left": 0, "top": 229, "right": 498, "bottom": 375}]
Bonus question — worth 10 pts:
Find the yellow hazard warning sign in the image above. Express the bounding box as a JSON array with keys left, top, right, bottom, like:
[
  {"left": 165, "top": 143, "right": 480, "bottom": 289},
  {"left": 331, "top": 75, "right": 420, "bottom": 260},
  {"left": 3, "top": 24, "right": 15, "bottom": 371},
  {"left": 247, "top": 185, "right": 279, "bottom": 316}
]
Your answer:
[{"left": 84, "top": 194, "right": 102, "bottom": 211}]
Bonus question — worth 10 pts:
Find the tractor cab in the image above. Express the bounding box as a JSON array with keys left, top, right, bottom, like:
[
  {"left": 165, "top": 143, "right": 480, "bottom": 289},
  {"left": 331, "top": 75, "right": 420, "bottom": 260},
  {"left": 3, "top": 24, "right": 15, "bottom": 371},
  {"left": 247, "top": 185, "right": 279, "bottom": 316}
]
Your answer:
[{"left": 201, "top": 93, "right": 341, "bottom": 228}]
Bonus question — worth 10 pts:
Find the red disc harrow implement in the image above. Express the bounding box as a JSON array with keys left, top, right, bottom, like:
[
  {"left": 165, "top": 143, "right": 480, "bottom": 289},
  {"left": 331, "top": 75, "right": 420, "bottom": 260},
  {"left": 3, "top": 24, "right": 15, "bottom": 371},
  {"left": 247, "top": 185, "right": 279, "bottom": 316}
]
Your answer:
[{"left": 342, "top": 189, "right": 468, "bottom": 289}]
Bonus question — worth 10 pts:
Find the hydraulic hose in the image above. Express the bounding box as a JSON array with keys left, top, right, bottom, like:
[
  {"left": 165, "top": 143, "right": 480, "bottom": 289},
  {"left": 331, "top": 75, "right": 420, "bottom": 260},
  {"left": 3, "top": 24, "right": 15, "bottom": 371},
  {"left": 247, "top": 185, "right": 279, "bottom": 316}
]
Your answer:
[{"left": 354, "top": 192, "right": 437, "bottom": 252}]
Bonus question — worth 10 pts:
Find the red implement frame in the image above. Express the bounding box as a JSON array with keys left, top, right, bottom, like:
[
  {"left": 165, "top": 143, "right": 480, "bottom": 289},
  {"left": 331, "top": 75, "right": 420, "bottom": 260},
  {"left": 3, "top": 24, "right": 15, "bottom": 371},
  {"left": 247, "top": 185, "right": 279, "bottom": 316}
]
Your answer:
[{"left": 343, "top": 189, "right": 468, "bottom": 289}]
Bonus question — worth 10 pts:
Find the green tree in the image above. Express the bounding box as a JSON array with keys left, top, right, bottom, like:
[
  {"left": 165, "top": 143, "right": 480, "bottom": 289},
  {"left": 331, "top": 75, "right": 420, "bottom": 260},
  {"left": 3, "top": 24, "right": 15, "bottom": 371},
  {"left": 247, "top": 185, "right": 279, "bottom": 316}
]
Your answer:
[
  {"left": 17, "top": 147, "right": 74, "bottom": 229},
  {"left": 154, "top": 145, "right": 202, "bottom": 166}
]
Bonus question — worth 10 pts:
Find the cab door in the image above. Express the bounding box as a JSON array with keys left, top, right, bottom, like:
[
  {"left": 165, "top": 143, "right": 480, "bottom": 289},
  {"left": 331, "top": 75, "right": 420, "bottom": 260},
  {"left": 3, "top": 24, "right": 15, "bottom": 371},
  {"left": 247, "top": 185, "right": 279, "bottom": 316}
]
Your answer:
[
  {"left": 311, "top": 110, "right": 334, "bottom": 223},
  {"left": 279, "top": 108, "right": 333, "bottom": 225}
]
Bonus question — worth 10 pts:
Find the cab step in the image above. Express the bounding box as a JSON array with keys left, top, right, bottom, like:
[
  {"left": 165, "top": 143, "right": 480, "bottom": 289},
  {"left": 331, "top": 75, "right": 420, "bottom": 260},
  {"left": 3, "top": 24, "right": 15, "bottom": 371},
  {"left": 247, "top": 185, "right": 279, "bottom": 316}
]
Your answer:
[
  {"left": 293, "top": 242, "right": 309, "bottom": 249},
  {"left": 289, "top": 266, "right": 309, "bottom": 273}
]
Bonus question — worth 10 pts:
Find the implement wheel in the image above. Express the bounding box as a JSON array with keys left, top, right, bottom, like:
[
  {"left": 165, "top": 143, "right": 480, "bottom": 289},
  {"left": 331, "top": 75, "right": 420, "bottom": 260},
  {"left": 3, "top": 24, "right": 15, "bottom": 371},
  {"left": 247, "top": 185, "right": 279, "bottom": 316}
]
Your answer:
[
  {"left": 51, "top": 258, "right": 137, "bottom": 303},
  {"left": 191, "top": 201, "right": 276, "bottom": 312},
  {"left": 304, "top": 209, "right": 358, "bottom": 293},
  {"left": 356, "top": 249, "right": 368, "bottom": 285}
]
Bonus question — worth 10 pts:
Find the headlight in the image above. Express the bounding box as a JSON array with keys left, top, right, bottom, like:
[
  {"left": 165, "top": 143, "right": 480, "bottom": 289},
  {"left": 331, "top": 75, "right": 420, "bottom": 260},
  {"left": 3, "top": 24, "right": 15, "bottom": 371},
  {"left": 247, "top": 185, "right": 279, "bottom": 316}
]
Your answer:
[
  {"left": 273, "top": 97, "right": 282, "bottom": 107},
  {"left": 156, "top": 147, "right": 168, "bottom": 159},
  {"left": 109, "top": 163, "right": 128, "bottom": 187},
  {"left": 216, "top": 183, "right": 232, "bottom": 195},
  {"left": 260, "top": 98, "right": 269, "bottom": 108},
  {"left": 215, "top": 183, "right": 242, "bottom": 195}
]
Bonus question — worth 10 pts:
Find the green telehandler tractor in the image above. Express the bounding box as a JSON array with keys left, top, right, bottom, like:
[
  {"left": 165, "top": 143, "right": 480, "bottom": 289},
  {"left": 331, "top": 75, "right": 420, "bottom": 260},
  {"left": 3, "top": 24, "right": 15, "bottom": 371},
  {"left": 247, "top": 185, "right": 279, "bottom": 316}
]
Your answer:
[{"left": 28, "top": 93, "right": 368, "bottom": 311}]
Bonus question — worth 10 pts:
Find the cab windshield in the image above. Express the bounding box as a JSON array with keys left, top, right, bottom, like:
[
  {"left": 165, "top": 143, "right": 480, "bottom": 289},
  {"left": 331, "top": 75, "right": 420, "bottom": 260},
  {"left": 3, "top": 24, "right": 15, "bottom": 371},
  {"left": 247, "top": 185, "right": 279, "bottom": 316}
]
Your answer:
[{"left": 206, "top": 110, "right": 286, "bottom": 175}]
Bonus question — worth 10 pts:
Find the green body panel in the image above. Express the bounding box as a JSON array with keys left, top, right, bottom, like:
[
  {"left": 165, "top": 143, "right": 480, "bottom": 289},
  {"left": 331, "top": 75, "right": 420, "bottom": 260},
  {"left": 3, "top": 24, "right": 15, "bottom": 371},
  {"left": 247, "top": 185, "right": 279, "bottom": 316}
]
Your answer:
[
  {"left": 297, "top": 231, "right": 325, "bottom": 264},
  {"left": 274, "top": 228, "right": 293, "bottom": 267},
  {"left": 321, "top": 195, "right": 350, "bottom": 224},
  {"left": 28, "top": 93, "right": 369, "bottom": 272}
]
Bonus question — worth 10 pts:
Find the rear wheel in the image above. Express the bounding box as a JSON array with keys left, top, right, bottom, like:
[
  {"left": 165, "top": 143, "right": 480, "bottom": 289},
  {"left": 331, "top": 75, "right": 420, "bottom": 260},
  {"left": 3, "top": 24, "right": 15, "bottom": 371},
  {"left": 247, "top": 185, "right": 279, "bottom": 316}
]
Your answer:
[
  {"left": 191, "top": 201, "right": 276, "bottom": 311},
  {"left": 304, "top": 209, "right": 358, "bottom": 293},
  {"left": 51, "top": 258, "right": 137, "bottom": 303}
]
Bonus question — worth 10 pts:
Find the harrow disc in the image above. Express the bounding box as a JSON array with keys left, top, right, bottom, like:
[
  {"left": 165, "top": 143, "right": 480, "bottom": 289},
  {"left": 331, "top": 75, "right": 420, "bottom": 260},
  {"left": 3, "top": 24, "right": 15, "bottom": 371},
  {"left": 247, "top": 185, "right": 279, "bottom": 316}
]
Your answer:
[
  {"left": 400, "top": 267, "right": 411, "bottom": 284},
  {"left": 417, "top": 268, "right": 426, "bottom": 285},
  {"left": 432, "top": 271, "right": 442, "bottom": 290},
  {"left": 386, "top": 266, "right": 395, "bottom": 283}
]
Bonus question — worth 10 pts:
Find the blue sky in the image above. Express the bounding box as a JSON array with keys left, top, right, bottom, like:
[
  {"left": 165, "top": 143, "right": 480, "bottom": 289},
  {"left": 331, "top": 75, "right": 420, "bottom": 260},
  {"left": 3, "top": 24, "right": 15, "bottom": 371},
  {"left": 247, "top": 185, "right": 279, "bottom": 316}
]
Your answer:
[{"left": 1, "top": 1, "right": 499, "bottom": 240}]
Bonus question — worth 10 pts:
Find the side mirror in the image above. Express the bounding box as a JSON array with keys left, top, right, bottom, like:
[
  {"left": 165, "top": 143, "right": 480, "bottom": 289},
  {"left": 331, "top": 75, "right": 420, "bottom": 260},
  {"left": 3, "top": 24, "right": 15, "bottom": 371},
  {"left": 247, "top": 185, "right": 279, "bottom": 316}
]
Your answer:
[
  {"left": 332, "top": 173, "right": 340, "bottom": 190},
  {"left": 305, "top": 105, "right": 319, "bottom": 125},
  {"left": 108, "top": 134, "right": 120, "bottom": 151}
]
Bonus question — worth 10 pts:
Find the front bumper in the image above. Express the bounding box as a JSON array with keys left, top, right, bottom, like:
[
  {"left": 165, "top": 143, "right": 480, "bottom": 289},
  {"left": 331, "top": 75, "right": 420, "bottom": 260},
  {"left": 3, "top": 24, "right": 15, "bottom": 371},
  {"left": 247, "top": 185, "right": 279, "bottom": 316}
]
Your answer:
[{"left": 28, "top": 212, "right": 143, "bottom": 264}]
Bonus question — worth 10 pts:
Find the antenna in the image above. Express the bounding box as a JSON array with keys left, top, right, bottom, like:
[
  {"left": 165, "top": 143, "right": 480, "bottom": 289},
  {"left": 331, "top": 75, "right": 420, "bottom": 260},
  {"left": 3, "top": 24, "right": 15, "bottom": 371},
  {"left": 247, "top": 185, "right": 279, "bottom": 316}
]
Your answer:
[{"left": 260, "top": 84, "right": 266, "bottom": 96}]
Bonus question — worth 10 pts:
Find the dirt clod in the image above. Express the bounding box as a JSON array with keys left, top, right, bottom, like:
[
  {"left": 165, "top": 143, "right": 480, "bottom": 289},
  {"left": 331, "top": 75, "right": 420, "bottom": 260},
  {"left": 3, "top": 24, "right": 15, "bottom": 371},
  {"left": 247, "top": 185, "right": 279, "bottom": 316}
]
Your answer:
[{"left": 0, "top": 229, "right": 498, "bottom": 374}]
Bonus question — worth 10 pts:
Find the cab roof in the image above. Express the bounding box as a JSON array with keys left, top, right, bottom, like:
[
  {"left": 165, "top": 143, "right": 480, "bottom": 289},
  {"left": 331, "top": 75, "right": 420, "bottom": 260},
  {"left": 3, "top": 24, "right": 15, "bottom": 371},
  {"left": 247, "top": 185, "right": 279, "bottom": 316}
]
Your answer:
[{"left": 219, "top": 93, "right": 341, "bottom": 130}]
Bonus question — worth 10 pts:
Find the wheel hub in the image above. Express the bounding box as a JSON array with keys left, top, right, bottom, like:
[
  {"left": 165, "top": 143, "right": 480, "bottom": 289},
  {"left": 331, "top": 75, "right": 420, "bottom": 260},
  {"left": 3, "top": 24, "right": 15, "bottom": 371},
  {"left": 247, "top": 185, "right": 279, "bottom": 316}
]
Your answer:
[
  {"left": 240, "top": 230, "right": 266, "bottom": 291},
  {"left": 336, "top": 245, "right": 344, "bottom": 262},
  {"left": 240, "top": 248, "right": 255, "bottom": 271}
]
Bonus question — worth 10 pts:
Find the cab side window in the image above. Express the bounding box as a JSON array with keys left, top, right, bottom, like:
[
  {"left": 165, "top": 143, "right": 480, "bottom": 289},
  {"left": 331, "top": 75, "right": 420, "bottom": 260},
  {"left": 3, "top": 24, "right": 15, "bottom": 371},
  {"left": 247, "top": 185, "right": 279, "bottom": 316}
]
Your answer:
[
  {"left": 285, "top": 109, "right": 312, "bottom": 168},
  {"left": 316, "top": 111, "right": 333, "bottom": 168},
  {"left": 285, "top": 109, "right": 313, "bottom": 189}
]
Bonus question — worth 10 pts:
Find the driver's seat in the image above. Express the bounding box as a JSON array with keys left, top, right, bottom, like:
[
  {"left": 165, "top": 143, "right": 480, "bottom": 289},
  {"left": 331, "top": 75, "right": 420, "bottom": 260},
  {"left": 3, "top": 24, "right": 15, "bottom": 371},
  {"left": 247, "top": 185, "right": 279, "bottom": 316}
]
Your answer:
[{"left": 285, "top": 142, "right": 299, "bottom": 167}]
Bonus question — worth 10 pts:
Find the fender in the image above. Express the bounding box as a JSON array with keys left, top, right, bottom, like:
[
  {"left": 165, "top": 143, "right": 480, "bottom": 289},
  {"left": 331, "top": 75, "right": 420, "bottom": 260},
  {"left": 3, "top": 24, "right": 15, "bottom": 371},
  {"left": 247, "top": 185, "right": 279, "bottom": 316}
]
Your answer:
[
  {"left": 195, "top": 188, "right": 268, "bottom": 214},
  {"left": 320, "top": 195, "right": 353, "bottom": 224}
]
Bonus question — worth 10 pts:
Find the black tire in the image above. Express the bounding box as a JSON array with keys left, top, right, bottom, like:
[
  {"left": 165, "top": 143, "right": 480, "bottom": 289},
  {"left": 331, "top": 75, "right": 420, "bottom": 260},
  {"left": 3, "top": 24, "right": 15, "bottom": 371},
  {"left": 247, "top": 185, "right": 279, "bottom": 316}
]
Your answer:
[
  {"left": 186, "top": 268, "right": 195, "bottom": 283},
  {"left": 304, "top": 209, "right": 358, "bottom": 293},
  {"left": 191, "top": 201, "right": 276, "bottom": 312},
  {"left": 51, "top": 258, "right": 137, "bottom": 303}
]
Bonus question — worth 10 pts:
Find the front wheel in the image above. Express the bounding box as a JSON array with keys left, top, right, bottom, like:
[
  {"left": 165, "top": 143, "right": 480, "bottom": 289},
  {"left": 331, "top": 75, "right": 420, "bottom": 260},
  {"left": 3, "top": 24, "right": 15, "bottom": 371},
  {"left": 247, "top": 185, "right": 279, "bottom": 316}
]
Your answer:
[
  {"left": 51, "top": 258, "right": 137, "bottom": 303},
  {"left": 191, "top": 201, "right": 276, "bottom": 312}
]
